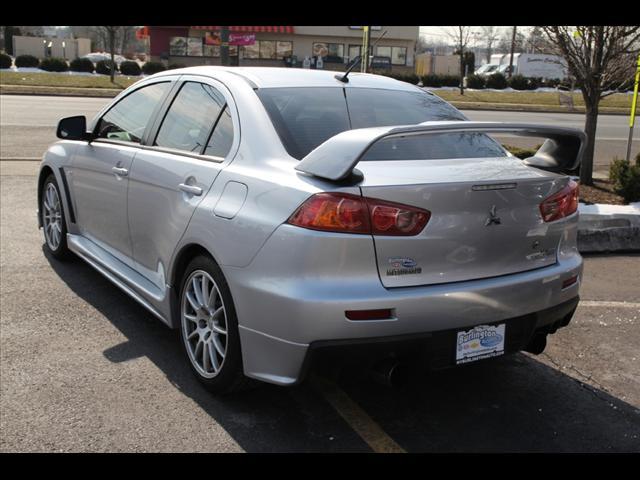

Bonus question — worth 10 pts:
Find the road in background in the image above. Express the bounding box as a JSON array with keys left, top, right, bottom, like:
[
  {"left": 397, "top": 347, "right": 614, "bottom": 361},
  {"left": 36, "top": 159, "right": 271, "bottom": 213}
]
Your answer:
[
  {"left": 1, "top": 95, "right": 638, "bottom": 175},
  {"left": 1, "top": 161, "right": 639, "bottom": 452}
]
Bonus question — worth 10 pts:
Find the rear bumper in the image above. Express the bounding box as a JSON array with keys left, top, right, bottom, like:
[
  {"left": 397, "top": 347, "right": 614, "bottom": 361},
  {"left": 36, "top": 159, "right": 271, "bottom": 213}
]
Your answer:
[
  {"left": 300, "top": 295, "right": 579, "bottom": 379},
  {"left": 226, "top": 224, "right": 583, "bottom": 385}
]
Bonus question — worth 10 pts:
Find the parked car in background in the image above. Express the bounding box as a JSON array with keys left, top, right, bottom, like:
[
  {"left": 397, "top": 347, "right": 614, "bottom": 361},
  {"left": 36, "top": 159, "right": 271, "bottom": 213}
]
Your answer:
[
  {"left": 475, "top": 63, "right": 500, "bottom": 76},
  {"left": 38, "top": 67, "right": 585, "bottom": 395},
  {"left": 82, "top": 52, "right": 127, "bottom": 67}
]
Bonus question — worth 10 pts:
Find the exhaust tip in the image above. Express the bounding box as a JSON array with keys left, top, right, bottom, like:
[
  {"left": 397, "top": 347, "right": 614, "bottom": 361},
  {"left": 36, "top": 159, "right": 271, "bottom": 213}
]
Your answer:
[
  {"left": 525, "top": 333, "right": 547, "bottom": 355},
  {"left": 369, "top": 358, "right": 410, "bottom": 388}
]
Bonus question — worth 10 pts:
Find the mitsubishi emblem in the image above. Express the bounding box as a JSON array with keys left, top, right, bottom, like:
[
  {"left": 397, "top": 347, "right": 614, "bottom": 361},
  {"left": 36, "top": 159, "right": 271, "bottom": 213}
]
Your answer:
[{"left": 485, "top": 205, "right": 502, "bottom": 226}]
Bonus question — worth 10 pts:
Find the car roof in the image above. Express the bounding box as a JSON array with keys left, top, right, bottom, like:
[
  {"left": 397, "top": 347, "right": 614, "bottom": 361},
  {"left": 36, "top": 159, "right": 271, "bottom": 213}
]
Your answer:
[{"left": 153, "top": 66, "right": 420, "bottom": 91}]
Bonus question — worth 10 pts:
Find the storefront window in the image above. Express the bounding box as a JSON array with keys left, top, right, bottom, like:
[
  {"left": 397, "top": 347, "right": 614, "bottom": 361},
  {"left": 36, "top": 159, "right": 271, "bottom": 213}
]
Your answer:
[
  {"left": 348, "top": 45, "right": 361, "bottom": 62},
  {"left": 243, "top": 42, "right": 260, "bottom": 59},
  {"left": 313, "top": 43, "right": 344, "bottom": 62},
  {"left": 259, "top": 41, "right": 276, "bottom": 59},
  {"left": 204, "top": 45, "right": 219, "bottom": 57},
  {"left": 375, "top": 46, "right": 391, "bottom": 59},
  {"left": 188, "top": 37, "right": 203, "bottom": 56},
  {"left": 169, "top": 37, "right": 187, "bottom": 56},
  {"left": 313, "top": 42, "right": 328, "bottom": 57},
  {"left": 276, "top": 41, "right": 293, "bottom": 59},
  {"left": 391, "top": 46, "right": 407, "bottom": 65}
]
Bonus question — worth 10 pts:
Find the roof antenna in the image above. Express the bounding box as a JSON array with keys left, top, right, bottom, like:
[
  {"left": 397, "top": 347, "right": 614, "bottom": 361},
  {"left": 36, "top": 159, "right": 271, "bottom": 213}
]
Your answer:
[{"left": 335, "top": 29, "right": 388, "bottom": 83}]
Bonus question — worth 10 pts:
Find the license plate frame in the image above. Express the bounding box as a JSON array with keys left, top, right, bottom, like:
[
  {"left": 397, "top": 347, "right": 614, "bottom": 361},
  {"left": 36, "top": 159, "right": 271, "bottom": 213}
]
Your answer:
[{"left": 456, "top": 323, "right": 506, "bottom": 365}]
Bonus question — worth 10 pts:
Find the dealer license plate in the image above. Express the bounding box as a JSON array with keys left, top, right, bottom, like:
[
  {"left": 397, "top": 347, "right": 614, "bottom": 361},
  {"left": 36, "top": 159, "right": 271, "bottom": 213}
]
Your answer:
[{"left": 456, "top": 324, "right": 506, "bottom": 365}]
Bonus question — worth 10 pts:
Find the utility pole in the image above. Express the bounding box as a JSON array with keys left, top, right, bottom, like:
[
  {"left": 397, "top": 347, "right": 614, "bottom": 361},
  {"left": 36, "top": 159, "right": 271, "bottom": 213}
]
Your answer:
[
  {"left": 508, "top": 26, "right": 517, "bottom": 79},
  {"left": 626, "top": 53, "right": 640, "bottom": 162},
  {"left": 220, "top": 26, "right": 230, "bottom": 66},
  {"left": 361, "top": 26, "right": 371, "bottom": 73}
]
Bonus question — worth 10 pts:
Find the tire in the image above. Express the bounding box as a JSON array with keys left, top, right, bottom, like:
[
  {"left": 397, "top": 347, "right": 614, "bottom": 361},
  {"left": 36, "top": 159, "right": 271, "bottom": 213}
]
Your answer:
[
  {"left": 41, "top": 173, "right": 71, "bottom": 260},
  {"left": 178, "top": 255, "right": 254, "bottom": 394}
]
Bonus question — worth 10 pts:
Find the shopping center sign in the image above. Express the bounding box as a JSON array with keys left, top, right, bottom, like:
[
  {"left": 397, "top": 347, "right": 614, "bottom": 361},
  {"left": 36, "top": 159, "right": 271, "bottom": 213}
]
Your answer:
[{"left": 205, "top": 32, "right": 256, "bottom": 46}]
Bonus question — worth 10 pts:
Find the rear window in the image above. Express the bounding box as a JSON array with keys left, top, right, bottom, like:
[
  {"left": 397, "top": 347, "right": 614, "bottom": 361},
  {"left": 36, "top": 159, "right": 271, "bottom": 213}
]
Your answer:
[{"left": 257, "top": 87, "right": 506, "bottom": 160}]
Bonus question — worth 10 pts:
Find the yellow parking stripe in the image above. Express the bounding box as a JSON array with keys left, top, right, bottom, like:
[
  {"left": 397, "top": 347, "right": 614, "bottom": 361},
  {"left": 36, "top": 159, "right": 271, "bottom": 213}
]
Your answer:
[{"left": 310, "top": 375, "right": 406, "bottom": 453}]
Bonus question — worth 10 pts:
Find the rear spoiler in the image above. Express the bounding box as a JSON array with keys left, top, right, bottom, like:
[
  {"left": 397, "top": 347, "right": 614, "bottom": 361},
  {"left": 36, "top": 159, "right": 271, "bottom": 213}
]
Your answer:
[{"left": 295, "top": 121, "right": 586, "bottom": 181}]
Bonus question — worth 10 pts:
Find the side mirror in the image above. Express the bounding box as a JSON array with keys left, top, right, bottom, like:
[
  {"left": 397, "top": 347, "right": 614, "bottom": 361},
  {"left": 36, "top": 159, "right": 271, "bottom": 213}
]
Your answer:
[{"left": 56, "top": 116, "right": 92, "bottom": 141}]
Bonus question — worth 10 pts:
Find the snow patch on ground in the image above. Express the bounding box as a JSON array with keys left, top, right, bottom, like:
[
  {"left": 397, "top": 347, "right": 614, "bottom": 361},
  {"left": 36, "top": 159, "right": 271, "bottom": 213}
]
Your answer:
[{"left": 579, "top": 202, "right": 640, "bottom": 216}]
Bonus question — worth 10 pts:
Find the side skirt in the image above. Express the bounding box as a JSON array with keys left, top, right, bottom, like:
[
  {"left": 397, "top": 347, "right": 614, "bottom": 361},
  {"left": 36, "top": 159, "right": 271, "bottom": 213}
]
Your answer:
[{"left": 66, "top": 233, "right": 171, "bottom": 327}]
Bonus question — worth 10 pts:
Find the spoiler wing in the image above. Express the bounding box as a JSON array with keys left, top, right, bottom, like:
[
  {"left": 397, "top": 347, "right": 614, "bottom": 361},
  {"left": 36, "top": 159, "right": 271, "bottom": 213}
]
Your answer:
[{"left": 294, "top": 121, "right": 586, "bottom": 181}]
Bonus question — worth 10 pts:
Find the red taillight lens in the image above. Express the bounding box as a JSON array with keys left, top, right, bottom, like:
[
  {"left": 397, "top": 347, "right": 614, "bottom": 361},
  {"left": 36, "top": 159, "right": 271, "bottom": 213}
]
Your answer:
[
  {"left": 287, "top": 192, "right": 370, "bottom": 234},
  {"left": 287, "top": 193, "right": 430, "bottom": 236},
  {"left": 540, "top": 180, "right": 579, "bottom": 222},
  {"left": 367, "top": 199, "right": 431, "bottom": 236}
]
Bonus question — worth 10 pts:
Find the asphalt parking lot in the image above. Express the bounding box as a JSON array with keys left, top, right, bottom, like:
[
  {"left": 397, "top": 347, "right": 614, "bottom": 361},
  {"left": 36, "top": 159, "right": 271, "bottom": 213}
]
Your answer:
[{"left": 1, "top": 162, "right": 639, "bottom": 452}]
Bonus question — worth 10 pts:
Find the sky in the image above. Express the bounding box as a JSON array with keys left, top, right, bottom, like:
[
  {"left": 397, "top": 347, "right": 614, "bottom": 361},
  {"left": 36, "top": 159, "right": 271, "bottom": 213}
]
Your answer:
[{"left": 419, "top": 26, "right": 532, "bottom": 44}]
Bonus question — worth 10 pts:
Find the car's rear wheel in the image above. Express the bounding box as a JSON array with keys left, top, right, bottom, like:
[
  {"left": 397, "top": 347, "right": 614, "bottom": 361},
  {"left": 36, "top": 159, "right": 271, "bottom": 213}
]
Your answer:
[
  {"left": 179, "top": 255, "right": 253, "bottom": 394},
  {"left": 41, "top": 174, "right": 71, "bottom": 259}
]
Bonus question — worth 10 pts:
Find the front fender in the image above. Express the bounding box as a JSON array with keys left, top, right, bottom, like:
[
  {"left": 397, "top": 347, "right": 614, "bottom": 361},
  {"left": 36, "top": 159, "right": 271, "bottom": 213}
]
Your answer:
[{"left": 37, "top": 141, "right": 79, "bottom": 230}]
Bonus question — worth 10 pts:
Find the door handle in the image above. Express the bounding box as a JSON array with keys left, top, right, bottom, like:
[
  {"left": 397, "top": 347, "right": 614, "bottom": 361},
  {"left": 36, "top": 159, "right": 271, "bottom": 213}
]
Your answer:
[
  {"left": 179, "top": 183, "right": 203, "bottom": 196},
  {"left": 112, "top": 166, "right": 129, "bottom": 177}
]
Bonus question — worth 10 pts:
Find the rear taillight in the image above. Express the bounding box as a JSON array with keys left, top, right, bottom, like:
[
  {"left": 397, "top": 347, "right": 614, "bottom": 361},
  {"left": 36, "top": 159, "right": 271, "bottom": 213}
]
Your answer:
[
  {"left": 287, "top": 192, "right": 430, "bottom": 236},
  {"left": 539, "top": 180, "right": 579, "bottom": 222}
]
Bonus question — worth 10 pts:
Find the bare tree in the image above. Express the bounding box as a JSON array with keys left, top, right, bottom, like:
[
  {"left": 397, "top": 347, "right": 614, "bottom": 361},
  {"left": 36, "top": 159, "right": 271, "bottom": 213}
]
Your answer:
[
  {"left": 444, "top": 26, "right": 472, "bottom": 95},
  {"left": 99, "top": 26, "right": 123, "bottom": 82},
  {"left": 481, "top": 26, "right": 501, "bottom": 63},
  {"left": 542, "top": 26, "right": 640, "bottom": 185}
]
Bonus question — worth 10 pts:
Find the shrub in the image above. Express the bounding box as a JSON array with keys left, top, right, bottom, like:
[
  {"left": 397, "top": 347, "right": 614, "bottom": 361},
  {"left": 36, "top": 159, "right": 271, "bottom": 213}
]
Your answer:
[
  {"left": 485, "top": 72, "right": 508, "bottom": 89},
  {"left": 440, "top": 75, "right": 461, "bottom": 87},
  {"left": 142, "top": 61, "right": 166, "bottom": 75},
  {"left": 609, "top": 156, "right": 640, "bottom": 203},
  {"left": 383, "top": 72, "right": 420, "bottom": 85},
  {"left": 504, "top": 144, "right": 542, "bottom": 159},
  {"left": 508, "top": 74, "right": 529, "bottom": 90},
  {"left": 119, "top": 60, "right": 141, "bottom": 76},
  {"left": 69, "top": 57, "right": 94, "bottom": 73},
  {"left": 39, "top": 57, "right": 68, "bottom": 72},
  {"left": 465, "top": 74, "right": 485, "bottom": 89},
  {"left": 419, "top": 74, "right": 460, "bottom": 88},
  {"left": 15, "top": 54, "right": 39, "bottom": 68},
  {"left": 167, "top": 63, "right": 187, "bottom": 70},
  {"left": 0, "top": 53, "right": 11, "bottom": 69},
  {"left": 95, "top": 59, "right": 118, "bottom": 75}
]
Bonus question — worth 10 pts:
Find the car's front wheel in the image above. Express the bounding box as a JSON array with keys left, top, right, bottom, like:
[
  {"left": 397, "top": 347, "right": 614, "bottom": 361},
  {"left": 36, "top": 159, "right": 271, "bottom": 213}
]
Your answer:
[
  {"left": 179, "top": 255, "right": 253, "bottom": 394},
  {"left": 41, "top": 173, "right": 71, "bottom": 259}
]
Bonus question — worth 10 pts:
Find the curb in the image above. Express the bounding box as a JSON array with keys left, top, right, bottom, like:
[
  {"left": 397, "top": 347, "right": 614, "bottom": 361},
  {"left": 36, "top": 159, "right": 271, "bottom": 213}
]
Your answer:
[
  {"left": 578, "top": 212, "right": 640, "bottom": 253},
  {"left": 0, "top": 85, "right": 123, "bottom": 98}
]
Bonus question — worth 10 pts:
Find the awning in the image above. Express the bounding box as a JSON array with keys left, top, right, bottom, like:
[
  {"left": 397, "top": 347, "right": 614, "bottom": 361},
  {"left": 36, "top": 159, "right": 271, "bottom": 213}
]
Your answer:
[{"left": 191, "top": 26, "right": 294, "bottom": 34}]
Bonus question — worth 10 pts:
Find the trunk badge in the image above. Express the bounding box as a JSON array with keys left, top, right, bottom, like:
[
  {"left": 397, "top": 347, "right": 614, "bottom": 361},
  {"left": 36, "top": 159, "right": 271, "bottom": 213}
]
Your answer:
[{"left": 485, "top": 205, "right": 502, "bottom": 226}]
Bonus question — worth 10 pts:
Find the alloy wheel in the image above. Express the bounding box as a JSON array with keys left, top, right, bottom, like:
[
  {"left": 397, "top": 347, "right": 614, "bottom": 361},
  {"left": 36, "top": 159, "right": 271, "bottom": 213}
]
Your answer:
[
  {"left": 181, "top": 270, "right": 228, "bottom": 378},
  {"left": 43, "top": 183, "right": 63, "bottom": 251}
]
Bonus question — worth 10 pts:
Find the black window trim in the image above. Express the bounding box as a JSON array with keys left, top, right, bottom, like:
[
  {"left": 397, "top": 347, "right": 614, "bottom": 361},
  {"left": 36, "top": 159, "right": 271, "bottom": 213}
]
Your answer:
[{"left": 144, "top": 78, "right": 233, "bottom": 163}]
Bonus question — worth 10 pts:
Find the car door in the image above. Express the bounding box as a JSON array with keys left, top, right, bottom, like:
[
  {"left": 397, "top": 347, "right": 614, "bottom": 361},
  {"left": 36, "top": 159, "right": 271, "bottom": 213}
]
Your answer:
[
  {"left": 70, "top": 81, "right": 173, "bottom": 263},
  {"left": 126, "top": 77, "right": 238, "bottom": 289}
]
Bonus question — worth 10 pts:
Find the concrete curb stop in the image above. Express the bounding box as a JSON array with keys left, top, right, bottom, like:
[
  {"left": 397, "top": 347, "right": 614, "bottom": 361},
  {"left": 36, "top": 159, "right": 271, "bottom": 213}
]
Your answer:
[{"left": 578, "top": 203, "right": 640, "bottom": 253}]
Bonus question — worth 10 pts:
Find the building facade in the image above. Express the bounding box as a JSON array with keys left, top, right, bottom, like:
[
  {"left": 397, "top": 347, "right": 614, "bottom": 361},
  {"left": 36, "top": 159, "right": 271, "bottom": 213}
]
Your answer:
[
  {"left": 147, "top": 26, "right": 419, "bottom": 74},
  {"left": 12, "top": 36, "right": 91, "bottom": 60}
]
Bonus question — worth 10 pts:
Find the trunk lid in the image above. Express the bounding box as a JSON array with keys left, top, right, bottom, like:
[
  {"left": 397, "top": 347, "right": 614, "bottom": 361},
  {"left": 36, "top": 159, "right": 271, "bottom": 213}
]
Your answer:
[{"left": 357, "top": 157, "right": 570, "bottom": 288}]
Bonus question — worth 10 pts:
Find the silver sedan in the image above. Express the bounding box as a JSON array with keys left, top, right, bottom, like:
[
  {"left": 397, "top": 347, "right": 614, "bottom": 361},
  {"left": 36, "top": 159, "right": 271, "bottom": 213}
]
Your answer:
[{"left": 38, "top": 67, "right": 584, "bottom": 393}]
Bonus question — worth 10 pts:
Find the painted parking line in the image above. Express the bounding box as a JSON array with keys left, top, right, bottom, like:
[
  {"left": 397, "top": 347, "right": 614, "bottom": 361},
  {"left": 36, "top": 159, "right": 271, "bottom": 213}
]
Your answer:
[
  {"left": 309, "top": 374, "right": 406, "bottom": 453},
  {"left": 579, "top": 300, "right": 640, "bottom": 309}
]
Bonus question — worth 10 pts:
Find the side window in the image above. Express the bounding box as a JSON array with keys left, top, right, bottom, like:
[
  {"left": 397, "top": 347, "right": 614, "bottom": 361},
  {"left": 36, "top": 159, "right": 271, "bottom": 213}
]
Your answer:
[
  {"left": 96, "top": 82, "right": 171, "bottom": 143},
  {"left": 155, "top": 82, "right": 226, "bottom": 154},
  {"left": 204, "top": 106, "right": 234, "bottom": 158}
]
